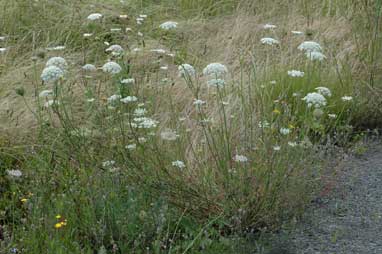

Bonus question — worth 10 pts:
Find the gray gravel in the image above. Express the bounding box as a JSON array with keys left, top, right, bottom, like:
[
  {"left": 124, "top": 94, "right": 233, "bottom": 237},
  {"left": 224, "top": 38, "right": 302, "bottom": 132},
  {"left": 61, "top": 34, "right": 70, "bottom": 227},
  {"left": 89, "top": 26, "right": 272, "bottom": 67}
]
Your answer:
[{"left": 270, "top": 141, "right": 382, "bottom": 254}]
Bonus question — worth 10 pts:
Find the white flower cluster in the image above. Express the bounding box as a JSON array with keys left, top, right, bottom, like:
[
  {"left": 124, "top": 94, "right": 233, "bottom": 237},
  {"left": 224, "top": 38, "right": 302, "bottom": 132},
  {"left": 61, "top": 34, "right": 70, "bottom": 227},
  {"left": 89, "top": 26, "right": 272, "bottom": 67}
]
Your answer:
[
  {"left": 82, "top": 64, "right": 97, "bottom": 72},
  {"left": 159, "top": 21, "right": 178, "bottom": 30},
  {"left": 87, "top": 13, "right": 103, "bottom": 21},
  {"left": 106, "top": 44, "right": 124, "bottom": 56},
  {"left": 203, "top": 63, "right": 228, "bottom": 88},
  {"left": 160, "top": 129, "right": 179, "bottom": 141},
  {"left": 172, "top": 160, "right": 185, "bottom": 169},
  {"left": 302, "top": 92, "right": 327, "bottom": 108},
  {"left": 46, "top": 56, "right": 67, "bottom": 70},
  {"left": 298, "top": 41, "right": 326, "bottom": 61},
  {"left": 261, "top": 37, "right": 279, "bottom": 46},
  {"left": 41, "top": 66, "right": 64, "bottom": 82},
  {"left": 280, "top": 128, "right": 291, "bottom": 135},
  {"left": 120, "top": 96, "right": 138, "bottom": 103},
  {"left": 102, "top": 61, "right": 122, "bottom": 74},
  {"left": 315, "top": 87, "right": 332, "bottom": 97},
  {"left": 178, "top": 64, "right": 195, "bottom": 78},
  {"left": 287, "top": 70, "right": 304, "bottom": 77},
  {"left": 233, "top": 155, "right": 248, "bottom": 162}
]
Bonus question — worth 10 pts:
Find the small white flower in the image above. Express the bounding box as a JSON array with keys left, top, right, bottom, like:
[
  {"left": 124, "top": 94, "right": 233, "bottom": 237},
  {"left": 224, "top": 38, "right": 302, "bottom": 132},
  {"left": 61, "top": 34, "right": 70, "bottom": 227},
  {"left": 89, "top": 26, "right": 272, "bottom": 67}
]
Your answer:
[
  {"left": 270, "top": 80, "right": 277, "bottom": 85},
  {"left": 315, "top": 87, "right": 332, "bottom": 97},
  {"left": 288, "top": 141, "right": 298, "bottom": 147},
  {"left": 193, "top": 99, "right": 206, "bottom": 106},
  {"left": 0, "top": 48, "right": 7, "bottom": 52},
  {"left": 46, "top": 57, "right": 67, "bottom": 70},
  {"left": 126, "top": 144, "right": 137, "bottom": 150},
  {"left": 87, "top": 98, "right": 95, "bottom": 102},
  {"left": 172, "top": 160, "right": 185, "bottom": 169},
  {"left": 178, "top": 64, "right": 195, "bottom": 78},
  {"left": 134, "top": 108, "right": 147, "bottom": 116},
  {"left": 160, "top": 129, "right": 179, "bottom": 141},
  {"left": 102, "top": 62, "right": 122, "bottom": 74},
  {"left": 125, "top": 27, "right": 132, "bottom": 32},
  {"left": 39, "top": 90, "right": 53, "bottom": 98},
  {"left": 291, "top": 30, "right": 304, "bottom": 35},
  {"left": 106, "top": 44, "right": 124, "bottom": 55},
  {"left": 139, "top": 14, "right": 148, "bottom": 18},
  {"left": 328, "top": 113, "right": 337, "bottom": 119},
  {"left": 137, "top": 32, "right": 143, "bottom": 37},
  {"left": 302, "top": 92, "right": 327, "bottom": 108},
  {"left": 159, "top": 21, "right": 178, "bottom": 30},
  {"left": 119, "top": 14, "right": 128, "bottom": 19},
  {"left": 7, "top": 169, "right": 22, "bottom": 177},
  {"left": 280, "top": 128, "right": 291, "bottom": 135},
  {"left": 110, "top": 28, "right": 122, "bottom": 32},
  {"left": 233, "top": 155, "right": 248, "bottom": 162},
  {"left": 203, "top": 63, "right": 228, "bottom": 77},
  {"left": 261, "top": 37, "right": 280, "bottom": 45},
  {"left": 287, "top": 70, "right": 304, "bottom": 77},
  {"left": 263, "top": 24, "right": 277, "bottom": 29},
  {"left": 138, "top": 137, "right": 146, "bottom": 143},
  {"left": 207, "top": 79, "right": 225, "bottom": 88},
  {"left": 298, "top": 41, "right": 322, "bottom": 52},
  {"left": 82, "top": 64, "right": 97, "bottom": 72},
  {"left": 83, "top": 33, "right": 93, "bottom": 38},
  {"left": 87, "top": 13, "right": 103, "bottom": 21},
  {"left": 150, "top": 49, "right": 166, "bottom": 54},
  {"left": 273, "top": 145, "right": 281, "bottom": 151},
  {"left": 46, "top": 46, "right": 66, "bottom": 51},
  {"left": 160, "top": 66, "right": 168, "bottom": 71},
  {"left": 120, "top": 96, "right": 138, "bottom": 103},
  {"left": 121, "top": 78, "right": 135, "bottom": 85},
  {"left": 41, "top": 66, "right": 64, "bottom": 82},
  {"left": 341, "top": 96, "right": 353, "bottom": 102},
  {"left": 258, "top": 120, "right": 270, "bottom": 128},
  {"left": 102, "top": 160, "right": 115, "bottom": 167},
  {"left": 107, "top": 94, "right": 122, "bottom": 103},
  {"left": 306, "top": 51, "right": 326, "bottom": 61}
]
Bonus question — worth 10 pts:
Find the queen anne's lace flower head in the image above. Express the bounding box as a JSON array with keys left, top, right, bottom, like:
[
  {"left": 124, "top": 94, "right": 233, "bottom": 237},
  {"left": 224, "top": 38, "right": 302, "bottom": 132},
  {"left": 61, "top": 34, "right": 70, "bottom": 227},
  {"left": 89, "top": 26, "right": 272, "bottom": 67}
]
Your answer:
[
  {"left": 287, "top": 70, "right": 304, "bottom": 77},
  {"left": 203, "top": 63, "right": 228, "bottom": 77},
  {"left": 306, "top": 51, "right": 326, "bottom": 61},
  {"left": 298, "top": 41, "right": 322, "bottom": 52},
  {"left": 172, "top": 160, "right": 185, "bottom": 169},
  {"left": 82, "top": 64, "right": 97, "bottom": 72},
  {"left": 341, "top": 96, "right": 353, "bottom": 101},
  {"left": 207, "top": 79, "right": 225, "bottom": 88},
  {"left": 302, "top": 92, "right": 327, "bottom": 108},
  {"left": 105, "top": 44, "right": 124, "bottom": 55},
  {"left": 120, "top": 96, "right": 138, "bottom": 103},
  {"left": 46, "top": 57, "right": 67, "bottom": 70},
  {"left": 234, "top": 155, "right": 248, "bottom": 162},
  {"left": 261, "top": 37, "right": 280, "bottom": 45},
  {"left": 41, "top": 66, "right": 64, "bottom": 82},
  {"left": 159, "top": 21, "right": 178, "bottom": 30},
  {"left": 315, "top": 87, "right": 332, "bottom": 97},
  {"left": 178, "top": 64, "right": 195, "bottom": 78},
  {"left": 160, "top": 129, "right": 179, "bottom": 141},
  {"left": 121, "top": 78, "right": 135, "bottom": 85},
  {"left": 280, "top": 128, "right": 291, "bottom": 135},
  {"left": 87, "top": 13, "right": 103, "bottom": 21},
  {"left": 102, "top": 62, "right": 122, "bottom": 74}
]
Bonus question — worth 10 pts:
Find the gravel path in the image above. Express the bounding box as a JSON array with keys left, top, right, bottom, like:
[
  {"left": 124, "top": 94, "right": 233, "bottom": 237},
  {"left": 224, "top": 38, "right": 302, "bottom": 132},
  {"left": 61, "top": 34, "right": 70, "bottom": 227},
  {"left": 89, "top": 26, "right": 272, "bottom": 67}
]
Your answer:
[{"left": 270, "top": 141, "right": 382, "bottom": 254}]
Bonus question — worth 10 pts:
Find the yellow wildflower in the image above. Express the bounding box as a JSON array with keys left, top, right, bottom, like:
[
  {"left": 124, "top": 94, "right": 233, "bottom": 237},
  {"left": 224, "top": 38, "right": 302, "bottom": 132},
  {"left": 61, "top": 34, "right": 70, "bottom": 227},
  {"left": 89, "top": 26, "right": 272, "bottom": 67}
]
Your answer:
[
  {"left": 272, "top": 109, "right": 281, "bottom": 114},
  {"left": 20, "top": 198, "right": 28, "bottom": 203},
  {"left": 55, "top": 214, "right": 61, "bottom": 219},
  {"left": 54, "top": 223, "right": 63, "bottom": 229}
]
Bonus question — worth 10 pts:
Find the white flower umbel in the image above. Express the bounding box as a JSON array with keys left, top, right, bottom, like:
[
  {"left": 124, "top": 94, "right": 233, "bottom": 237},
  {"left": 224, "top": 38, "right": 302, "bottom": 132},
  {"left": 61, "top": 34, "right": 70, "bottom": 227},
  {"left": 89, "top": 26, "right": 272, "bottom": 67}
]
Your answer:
[
  {"left": 315, "top": 87, "right": 332, "bottom": 97},
  {"left": 203, "top": 63, "right": 228, "bottom": 78},
  {"left": 102, "top": 160, "right": 115, "bottom": 167},
  {"left": 302, "top": 92, "right": 327, "bottom": 108},
  {"left": 178, "top": 64, "right": 195, "bottom": 78},
  {"left": 41, "top": 66, "right": 64, "bottom": 82},
  {"left": 233, "top": 155, "right": 248, "bottom": 162},
  {"left": 39, "top": 90, "right": 53, "bottom": 98},
  {"left": 328, "top": 114, "right": 337, "bottom": 119},
  {"left": 120, "top": 96, "right": 138, "bottom": 103},
  {"left": 102, "top": 62, "right": 122, "bottom": 75},
  {"left": 87, "top": 13, "right": 103, "bottom": 21},
  {"left": 341, "top": 96, "right": 353, "bottom": 102},
  {"left": 159, "top": 21, "right": 178, "bottom": 30},
  {"left": 7, "top": 169, "right": 22, "bottom": 177},
  {"left": 134, "top": 108, "right": 147, "bottom": 116},
  {"left": 306, "top": 51, "right": 326, "bottom": 61},
  {"left": 172, "top": 160, "right": 185, "bottom": 169},
  {"left": 291, "top": 30, "right": 304, "bottom": 35},
  {"left": 121, "top": 78, "right": 135, "bottom": 85},
  {"left": 273, "top": 145, "right": 281, "bottom": 151},
  {"left": 46, "top": 57, "right": 67, "bottom": 71},
  {"left": 263, "top": 24, "right": 277, "bottom": 29},
  {"left": 133, "top": 117, "right": 158, "bottom": 129},
  {"left": 105, "top": 44, "right": 124, "bottom": 55},
  {"left": 260, "top": 37, "right": 280, "bottom": 45},
  {"left": 207, "top": 79, "right": 225, "bottom": 88},
  {"left": 193, "top": 99, "right": 206, "bottom": 106},
  {"left": 82, "top": 64, "right": 97, "bottom": 72},
  {"left": 298, "top": 41, "right": 322, "bottom": 52},
  {"left": 107, "top": 94, "right": 122, "bottom": 103},
  {"left": 280, "top": 128, "right": 291, "bottom": 135},
  {"left": 126, "top": 144, "right": 136, "bottom": 150},
  {"left": 287, "top": 70, "right": 304, "bottom": 77}
]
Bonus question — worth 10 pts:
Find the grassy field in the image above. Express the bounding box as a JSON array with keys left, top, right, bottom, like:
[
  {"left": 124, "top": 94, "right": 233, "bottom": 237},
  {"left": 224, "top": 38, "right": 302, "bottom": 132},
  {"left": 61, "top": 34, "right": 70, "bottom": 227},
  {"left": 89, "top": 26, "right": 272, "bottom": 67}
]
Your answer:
[{"left": 0, "top": 0, "right": 381, "bottom": 253}]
